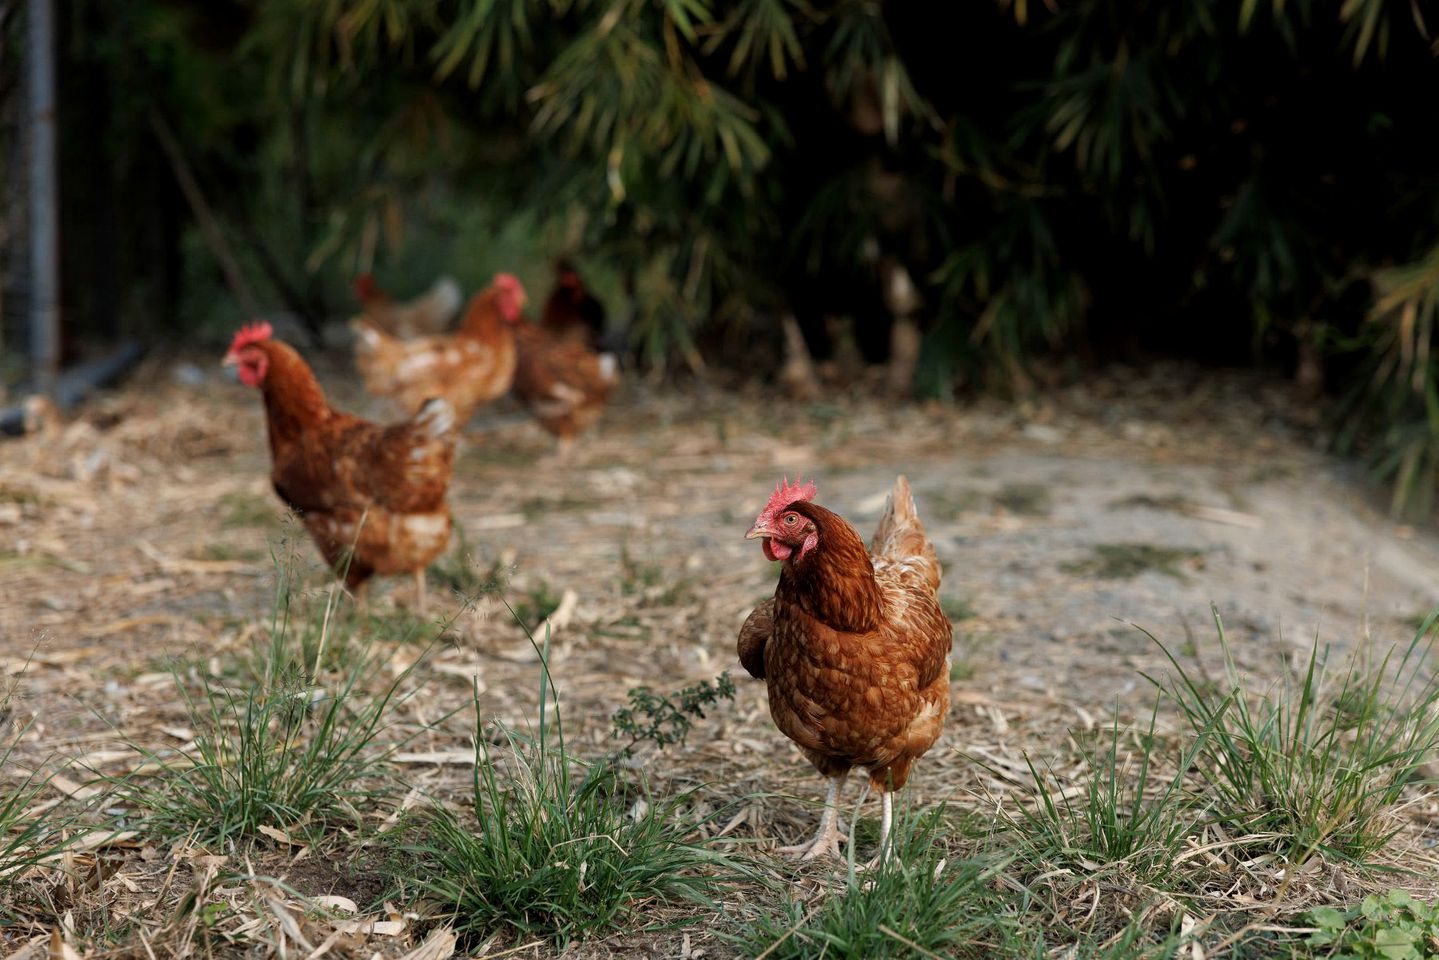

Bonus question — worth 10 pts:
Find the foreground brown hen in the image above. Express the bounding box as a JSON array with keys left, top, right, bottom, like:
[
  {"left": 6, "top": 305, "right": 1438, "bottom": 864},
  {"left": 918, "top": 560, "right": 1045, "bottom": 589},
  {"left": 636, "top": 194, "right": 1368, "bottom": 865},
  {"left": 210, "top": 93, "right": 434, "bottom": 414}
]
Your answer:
[
  {"left": 224, "top": 322, "right": 457, "bottom": 612},
  {"left": 738, "top": 476, "right": 951, "bottom": 861},
  {"left": 351, "top": 273, "right": 526, "bottom": 424}
]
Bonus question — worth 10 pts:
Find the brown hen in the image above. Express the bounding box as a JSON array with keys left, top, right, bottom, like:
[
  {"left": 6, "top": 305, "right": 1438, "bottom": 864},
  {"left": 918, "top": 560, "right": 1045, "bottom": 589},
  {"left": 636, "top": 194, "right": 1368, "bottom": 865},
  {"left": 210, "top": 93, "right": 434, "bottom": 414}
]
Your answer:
[
  {"left": 225, "top": 322, "right": 457, "bottom": 612},
  {"left": 539, "top": 260, "right": 606, "bottom": 350},
  {"left": 351, "top": 273, "right": 526, "bottom": 424},
  {"left": 353, "top": 274, "right": 463, "bottom": 338},
  {"left": 738, "top": 475, "right": 950, "bottom": 861},
  {"left": 512, "top": 317, "right": 619, "bottom": 463}
]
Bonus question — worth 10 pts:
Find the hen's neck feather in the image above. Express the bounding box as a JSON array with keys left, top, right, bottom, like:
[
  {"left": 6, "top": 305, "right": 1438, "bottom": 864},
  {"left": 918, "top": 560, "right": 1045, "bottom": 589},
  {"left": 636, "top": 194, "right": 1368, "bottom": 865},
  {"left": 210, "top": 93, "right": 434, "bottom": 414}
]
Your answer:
[
  {"left": 260, "top": 343, "right": 331, "bottom": 442},
  {"left": 460, "top": 289, "right": 506, "bottom": 338},
  {"left": 778, "top": 504, "right": 883, "bottom": 632}
]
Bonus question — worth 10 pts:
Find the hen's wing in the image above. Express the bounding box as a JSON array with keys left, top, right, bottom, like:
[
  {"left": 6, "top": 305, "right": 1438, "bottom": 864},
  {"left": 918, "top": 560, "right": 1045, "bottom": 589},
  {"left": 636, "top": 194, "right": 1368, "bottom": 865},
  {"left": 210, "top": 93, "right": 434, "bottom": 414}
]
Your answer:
[
  {"left": 869, "top": 474, "right": 940, "bottom": 593},
  {"left": 737, "top": 599, "right": 774, "bottom": 679},
  {"left": 514, "top": 327, "right": 619, "bottom": 426},
  {"left": 352, "top": 324, "right": 458, "bottom": 387},
  {"left": 271, "top": 439, "right": 341, "bottom": 516},
  {"left": 334, "top": 398, "right": 456, "bottom": 514},
  {"left": 352, "top": 322, "right": 509, "bottom": 414},
  {"left": 516, "top": 329, "right": 617, "bottom": 407},
  {"left": 873, "top": 570, "right": 952, "bottom": 692}
]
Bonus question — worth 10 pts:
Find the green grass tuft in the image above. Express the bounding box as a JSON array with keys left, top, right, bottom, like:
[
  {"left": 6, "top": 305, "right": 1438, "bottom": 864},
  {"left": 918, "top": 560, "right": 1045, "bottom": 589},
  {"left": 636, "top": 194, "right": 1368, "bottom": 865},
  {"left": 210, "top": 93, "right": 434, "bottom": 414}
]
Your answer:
[
  {"left": 395, "top": 628, "right": 734, "bottom": 948},
  {"left": 732, "top": 806, "right": 1013, "bottom": 959},
  {"left": 218, "top": 491, "right": 284, "bottom": 530},
  {"left": 1, "top": 715, "right": 77, "bottom": 884},
  {"left": 1010, "top": 699, "right": 1206, "bottom": 884},
  {"left": 949, "top": 629, "right": 991, "bottom": 683},
  {"left": 620, "top": 543, "right": 694, "bottom": 605},
  {"left": 1106, "top": 493, "right": 1194, "bottom": 513},
  {"left": 114, "top": 580, "right": 420, "bottom": 848},
  {"left": 426, "top": 523, "right": 491, "bottom": 598},
  {"left": 1065, "top": 543, "right": 1204, "bottom": 580},
  {"left": 1145, "top": 606, "right": 1439, "bottom": 863},
  {"left": 513, "top": 579, "right": 563, "bottom": 628},
  {"left": 941, "top": 594, "right": 978, "bottom": 622},
  {"left": 994, "top": 482, "right": 1053, "bottom": 516}
]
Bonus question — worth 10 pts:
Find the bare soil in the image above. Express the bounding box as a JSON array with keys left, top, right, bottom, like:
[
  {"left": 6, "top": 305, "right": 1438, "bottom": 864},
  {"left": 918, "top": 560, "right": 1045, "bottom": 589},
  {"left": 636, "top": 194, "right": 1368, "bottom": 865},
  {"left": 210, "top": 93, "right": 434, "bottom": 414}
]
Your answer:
[{"left": 3, "top": 358, "right": 1438, "bottom": 957}]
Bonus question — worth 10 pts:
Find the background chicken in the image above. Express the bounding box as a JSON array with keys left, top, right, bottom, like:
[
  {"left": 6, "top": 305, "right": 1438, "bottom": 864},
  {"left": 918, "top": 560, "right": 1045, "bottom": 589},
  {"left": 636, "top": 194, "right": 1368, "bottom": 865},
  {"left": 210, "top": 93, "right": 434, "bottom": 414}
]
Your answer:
[
  {"left": 224, "top": 322, "right": 457, "bottom": 612},
  {"left": 540, "top": 260, "right": 607, "bottom": 350},
  {"left": 512, "top": 315, "right": 620, "bottom": 463},
  {"left": 353, "top": 274, "right": 463, "bottom": 338},
  {"left": 351, "top": 273, "right": 526, "bottom": 424},
  {"left": 738, "top": 475, "right": 951, "bottom": 862}
]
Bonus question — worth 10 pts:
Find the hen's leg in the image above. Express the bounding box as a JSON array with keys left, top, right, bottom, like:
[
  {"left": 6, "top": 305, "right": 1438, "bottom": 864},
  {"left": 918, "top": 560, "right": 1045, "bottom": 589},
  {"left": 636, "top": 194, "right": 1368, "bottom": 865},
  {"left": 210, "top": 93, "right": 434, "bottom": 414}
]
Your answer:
[
  {"left": 413, "top": 568, "right": 427, "bottom": 616},
  {"left": 554, "top": 436, "right": 575, "bottom": 465},
  {"left": 778, "top": 770, "right": 850, "bottom": 860},
  {"left": 877, "top": 790, "right": 894, "bottom": 857},
  {"left": 860, "top": 790, "right": 898, "bottom": 870}
]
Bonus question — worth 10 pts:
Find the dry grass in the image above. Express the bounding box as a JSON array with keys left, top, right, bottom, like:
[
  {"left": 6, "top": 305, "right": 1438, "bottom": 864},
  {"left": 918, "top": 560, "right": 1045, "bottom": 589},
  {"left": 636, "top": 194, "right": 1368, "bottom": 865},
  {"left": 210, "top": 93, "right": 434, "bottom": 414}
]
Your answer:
[{"left": 2, "top": 360, "right": 1438, "bottom": 958}]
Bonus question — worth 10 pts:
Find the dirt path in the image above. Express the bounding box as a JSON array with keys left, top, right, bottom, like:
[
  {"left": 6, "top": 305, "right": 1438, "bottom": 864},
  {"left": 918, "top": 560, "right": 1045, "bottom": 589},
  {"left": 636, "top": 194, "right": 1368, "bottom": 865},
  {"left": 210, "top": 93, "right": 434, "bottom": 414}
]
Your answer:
[
  {"left": 3, "top": 360, "right": 1438, "bottom": 956},
  {"left": 5, "top": 360, "right": 1438, "bottom": 778}
]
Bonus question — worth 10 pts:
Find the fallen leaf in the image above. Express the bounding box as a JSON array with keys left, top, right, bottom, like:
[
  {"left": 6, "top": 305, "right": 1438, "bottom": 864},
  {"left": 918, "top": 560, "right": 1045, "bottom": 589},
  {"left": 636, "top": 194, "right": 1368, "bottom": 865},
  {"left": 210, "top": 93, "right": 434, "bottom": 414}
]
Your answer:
[
  {"left": 66, "top": 830, "right": 138, "bottom": 853},
  {"left": 397, "top": 927, "right": 457, "bottom": 960},
  {"left": 334, "top": 919, "right": 406, "bottom": 937},
  {"left": 393, "top": 751, "right": 474, "bottom": 766},
  {"left": 311, "top": 895, "right": 359, "bottom": 914},
  {"left": 48, "top": 774, "right": 102, "bottom": 801},
  {"left": 258, "top": 825, "right": 302, "bottom": 846}
]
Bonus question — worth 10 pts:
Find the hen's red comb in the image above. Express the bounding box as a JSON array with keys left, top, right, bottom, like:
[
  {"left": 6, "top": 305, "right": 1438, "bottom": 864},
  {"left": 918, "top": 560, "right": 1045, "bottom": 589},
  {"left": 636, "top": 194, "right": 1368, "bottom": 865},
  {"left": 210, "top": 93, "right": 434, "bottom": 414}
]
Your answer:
[
  {"left": 228, "top": 321, "right": 273, "bottom": 354},
  {"left": 759, "top": 476, "right": 817, "bottom": 521}
]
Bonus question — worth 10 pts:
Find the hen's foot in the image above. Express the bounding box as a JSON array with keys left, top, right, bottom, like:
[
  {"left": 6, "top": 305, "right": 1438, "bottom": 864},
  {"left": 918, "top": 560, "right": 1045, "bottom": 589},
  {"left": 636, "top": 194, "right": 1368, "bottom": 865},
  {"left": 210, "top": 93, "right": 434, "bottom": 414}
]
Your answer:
[
  {"left": 777, "top": 822, "right": 849, "bottom": 861},
  {"left": 775, "top": 771, "right": 851, "bottom": 861}
]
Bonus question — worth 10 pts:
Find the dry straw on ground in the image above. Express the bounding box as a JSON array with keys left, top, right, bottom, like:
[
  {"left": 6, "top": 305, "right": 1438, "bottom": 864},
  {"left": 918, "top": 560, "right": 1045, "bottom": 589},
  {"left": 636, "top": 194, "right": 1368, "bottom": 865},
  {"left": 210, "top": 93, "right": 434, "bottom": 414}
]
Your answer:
[{"left": 2, "top": 358, "right": 1438, "bottom": 957}]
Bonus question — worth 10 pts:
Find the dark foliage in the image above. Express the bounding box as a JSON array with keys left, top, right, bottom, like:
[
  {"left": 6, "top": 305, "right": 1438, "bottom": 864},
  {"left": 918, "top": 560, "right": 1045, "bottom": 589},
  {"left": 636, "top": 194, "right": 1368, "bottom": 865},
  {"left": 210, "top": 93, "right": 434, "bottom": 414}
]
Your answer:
[{"left": 5, "top": 0, "right": 1439, "bottom": 507}]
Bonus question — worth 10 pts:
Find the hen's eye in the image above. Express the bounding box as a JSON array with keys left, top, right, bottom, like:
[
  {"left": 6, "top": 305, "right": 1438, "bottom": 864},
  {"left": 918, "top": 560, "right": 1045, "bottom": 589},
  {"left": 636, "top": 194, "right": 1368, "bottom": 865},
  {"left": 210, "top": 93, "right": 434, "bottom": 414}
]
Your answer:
[{"left": 783, "top": 514, "right": 797, "bottom": 525}]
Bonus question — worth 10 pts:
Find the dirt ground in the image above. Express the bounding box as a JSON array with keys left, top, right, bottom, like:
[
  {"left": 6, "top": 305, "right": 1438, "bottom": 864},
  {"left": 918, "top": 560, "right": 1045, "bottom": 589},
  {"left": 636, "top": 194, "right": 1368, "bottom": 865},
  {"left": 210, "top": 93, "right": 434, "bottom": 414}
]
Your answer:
[{"left": 3, "top": 357, "right": 1438, "bottom": 957}]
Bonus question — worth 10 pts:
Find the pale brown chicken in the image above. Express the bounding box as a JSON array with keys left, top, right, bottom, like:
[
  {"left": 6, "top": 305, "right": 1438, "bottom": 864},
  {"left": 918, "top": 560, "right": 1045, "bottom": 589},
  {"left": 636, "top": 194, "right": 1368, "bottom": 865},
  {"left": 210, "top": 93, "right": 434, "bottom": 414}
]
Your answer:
[
  {"left": 738, "top": 475, "right": 951, "bottom": 862},
  {"left": 224, "top": 322, "right": 457, "bottom": 612},
  {"left": 511, "top": 318, "right": 619, "bottom": 463},
  {"left": 353, "top": 274, "right": 463, "bottom": 338},
  {"left": 351, "top": 273, "right": 526, "bottom": 423}
]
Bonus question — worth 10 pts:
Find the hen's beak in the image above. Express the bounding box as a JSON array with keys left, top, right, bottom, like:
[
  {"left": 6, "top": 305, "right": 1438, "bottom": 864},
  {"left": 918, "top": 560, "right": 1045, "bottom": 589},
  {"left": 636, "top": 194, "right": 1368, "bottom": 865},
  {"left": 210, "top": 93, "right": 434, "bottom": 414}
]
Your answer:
[
  {"left": 221, "top": 352, "right": 238, "bottom": 368},
  {"left": 745, "top": 524, "right": 771, "bottom": 541}
]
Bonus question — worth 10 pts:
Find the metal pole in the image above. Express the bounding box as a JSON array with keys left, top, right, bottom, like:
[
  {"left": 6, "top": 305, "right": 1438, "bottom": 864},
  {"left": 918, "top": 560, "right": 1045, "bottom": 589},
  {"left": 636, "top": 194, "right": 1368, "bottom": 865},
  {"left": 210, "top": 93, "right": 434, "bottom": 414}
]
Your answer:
[{"left": 27, "top": 0, "right": 59, "bottom": 398}]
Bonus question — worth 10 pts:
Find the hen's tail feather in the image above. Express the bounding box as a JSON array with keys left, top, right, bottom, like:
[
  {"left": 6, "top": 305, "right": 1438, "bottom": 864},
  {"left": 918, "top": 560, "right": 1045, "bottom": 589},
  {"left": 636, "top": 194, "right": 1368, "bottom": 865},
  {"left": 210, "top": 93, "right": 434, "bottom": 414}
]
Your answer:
[
  {"left": 349, "top": 317, "right": 388, "bottom": 355},
  {"left": 597, "top": 353, "right": 620, "bottom": 385},
  {"left": 411, "top": 397, "right": 457, "bottom": 440},
  {"left": 429, "top": 276, "right": 463, "bottom": 320},
  {"left": 870, "top": 475, "right": 941, "bottom": 591}
]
